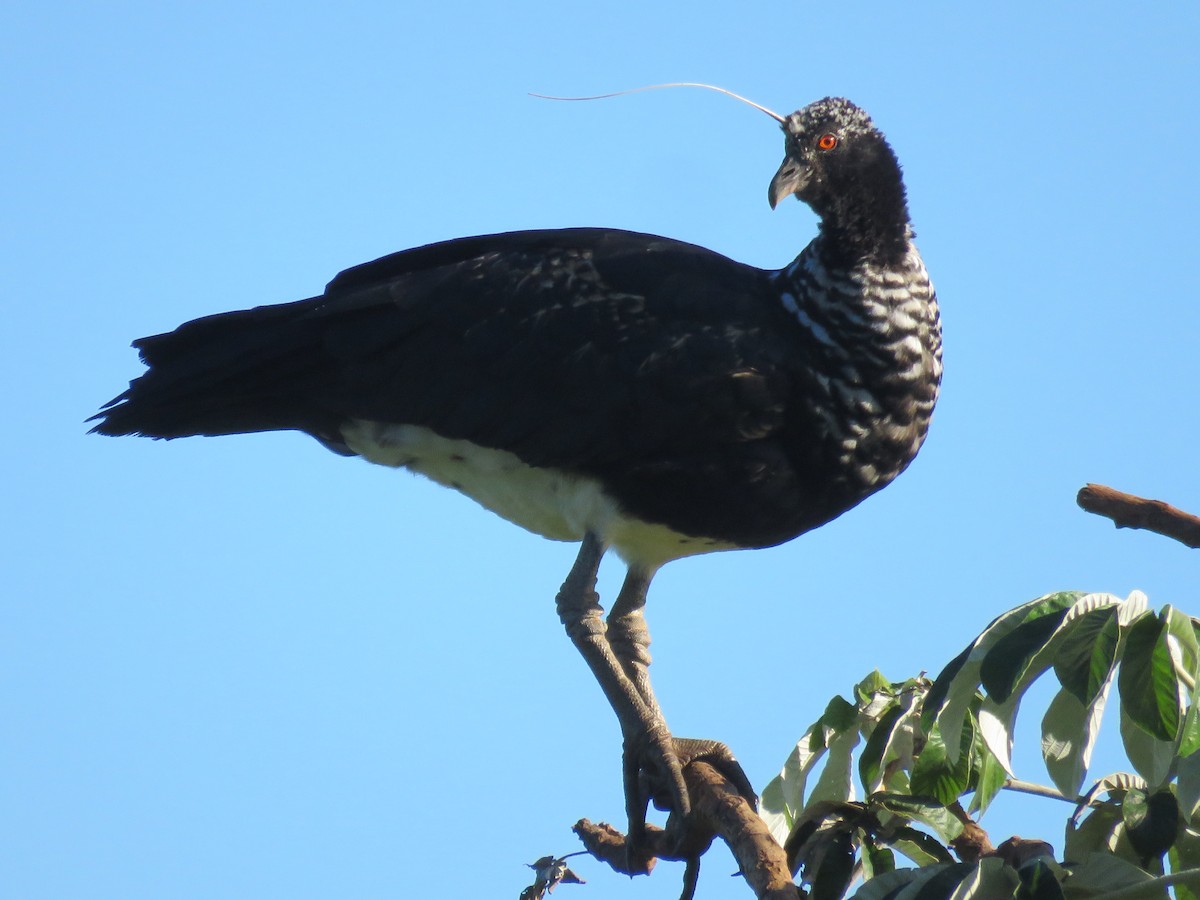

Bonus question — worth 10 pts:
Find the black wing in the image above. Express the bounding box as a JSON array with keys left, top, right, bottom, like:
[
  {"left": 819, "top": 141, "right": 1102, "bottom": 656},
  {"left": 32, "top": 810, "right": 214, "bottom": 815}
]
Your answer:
[{"left": 95, "top": 228, "right": 824, "bottom": 545}]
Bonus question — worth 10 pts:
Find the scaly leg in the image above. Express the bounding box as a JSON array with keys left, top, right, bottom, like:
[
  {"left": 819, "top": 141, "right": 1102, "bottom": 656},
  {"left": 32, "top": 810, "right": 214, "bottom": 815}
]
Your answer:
[
  {"left": 554, "top": 536, "right": 691, "bottom": 840},
  {"left": 608, "top": 568, "right": 759, "bottom": 843}
]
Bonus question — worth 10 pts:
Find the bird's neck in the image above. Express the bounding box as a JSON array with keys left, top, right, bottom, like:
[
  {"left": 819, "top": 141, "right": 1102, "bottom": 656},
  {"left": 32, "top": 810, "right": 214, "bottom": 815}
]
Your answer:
[
  {"left": 774, "top": 234, "right": 942, "bottom": 502},
  {"left": 814, "top": 166, "right": 913, "bottom": 269},
  {"left": 775, "top": 231, "right": 940, "bottom": 396},
  {"left": 779, "top": 232, "right": 931, "bottom": 327}
]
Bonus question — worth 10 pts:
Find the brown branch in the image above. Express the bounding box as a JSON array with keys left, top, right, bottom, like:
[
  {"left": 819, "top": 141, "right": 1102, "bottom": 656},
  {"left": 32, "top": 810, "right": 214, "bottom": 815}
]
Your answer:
[
  {"left": 947, "top": 801, "right": 994, "bottom": 862},
  {"left": 1001, "top": 778, "right": 1076, "bottom": 804},
  {"left": 1077, "top": 484, "right": 1200, "bottom": 549},
  {"left": 572, "top": 819, "right": 658, "bottom": 875},
  {"left": 985, "top": 836, "right": 1055, "bottom": 868},
  {"left": 574, "top": 761, "right": 801, "bottom": 900}
]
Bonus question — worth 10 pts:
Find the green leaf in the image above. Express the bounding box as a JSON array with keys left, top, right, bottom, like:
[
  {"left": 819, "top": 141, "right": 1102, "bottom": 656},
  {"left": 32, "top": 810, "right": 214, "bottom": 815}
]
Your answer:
[
  {"left": 1016, "top": 858, "right": 1065, "bottom": 900},
  {"left": 911, "top": 718, "right": 974, "bottom": 806},
  {"left": 1122, "top": 787, "right": 1150, "bottom": 838},
  {"left": 977, "top": 692, "right": 1019, "bottom": 776},
  {"left": 882, "top": 826, "right": 954, "bottom": 866},
  {"left": 963, "top": 595, "right": 1092, "bottom": 774},
  {"left": 978, "top": 599, "right": 1103, "bottom": 779},
  {"left": 925, "top": 644, "right": 973, "bottom": 730},
  {"left": 947, "top": 858, "right": 1020, "bottom": 900},
  {"left": 850, "top": 865, "right": 955, "bottom": 900},
  {"left": 908, "top": 863, "right": 974, "bottom": 900},
  {"left": 825, "top": 695, "right": 862, "bottom": 732},
  {"left": 810, "top": 831, "right": 857, "bottom": 900},
  {"left": 1124, "top": 788, "right": 1180, "bottom": 862},
  {"left": 761, "top": 720, "right": 832, "bottom": 843},
  {"left": 759, "top": 778, "right": 793, "bottom": 846},
  {"left": 1060, "top": 851, "right": 1159, "bottom": 898},
  {"left": 925, "top": 594, "right": 1084, "bottom": 749},
  {"left": 861, "top": 702, "right": 905, "bottom": 795},
  {"left": 1168, "top": 826, "right": 1200, "bottom": 900},
  {"left": 1053, "top": 606, "right": 1120, "bottom": 706},
  {"left": 783, "top": 798, "right": 862, "bottom": 875},
  {"left": 1120, "top": 696, "right": 1178, "bottom": 785},
  {"left": 1119, "top": 611, "right": 1183, "bottom": 743},
  {"left": 857, "top": 683, "right": 912, "bottom": 793},
  {"left": 968, "top": 738, "right": 1007, "bottom": 816},
  {"left": 1065, "top": 803, "right": 1123, "bottom": 863},
  {"left": 810, "top": 723, "right": 862, "bottom": 806},
  {"left": 1178, "top": 751, "right": 1200, "bottom": 824},
  {"left": 1042, "top": 683, "right": 1110, "bottom": 799},
  {"left": 1076, "top": 771, "right": 1151, "bottom": 813},
  {"left": 931, "top": 679, "right": 981, "bottom": 772},
  {"left": 1180, "top": 706, "right": 1200, "bottom": 758},
  {"left": 1118, "top": 590, "right": 1151, "bottom": 626},
  {"left": 1166, "top": 606, "right": 1200, "bottom": 749},
  {"left": 861, "top": 835, "right": 896, "bottom": 880},
  {"left": 877, "top": 699, "right": 922, "bottom": 795},
  {"left": 981, "top": 608, "right": 1070, "bottom": 703},
  {"left": 1164, "top": 606, "right": 1200, "bottom": 694},
  {"left": 763, "top": 692, "right": 869, "bottom": 842},
  {"left": 857, "top": 670, "right": 894, "bottom": 703},
  {"left": 872, "top": 793, "right": 965, "bottom": 843}
]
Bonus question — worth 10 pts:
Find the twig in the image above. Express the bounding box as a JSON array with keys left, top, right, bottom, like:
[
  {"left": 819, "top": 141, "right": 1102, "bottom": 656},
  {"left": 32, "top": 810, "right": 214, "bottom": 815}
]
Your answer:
[
  {"left": 986, "top": 836, "right": 1054, "bottom": 869},
  {"left": 1001, "top": 778, "right": 1076, "bottom": 804},
  {"left": 1077, "top": 484, "right": 1200, "bottom": 549},
  {"left": 574, "top": 761, "right": 801, "bottom": 899},
  {"left": 947, "top": 801, "right": 994, "bottom": 861},
  {"left": 572, "top": 819, "right": 656, "bottom": 876},
  {"left": 1085, "top": 867, "right": 1200, "bottom": 900}
]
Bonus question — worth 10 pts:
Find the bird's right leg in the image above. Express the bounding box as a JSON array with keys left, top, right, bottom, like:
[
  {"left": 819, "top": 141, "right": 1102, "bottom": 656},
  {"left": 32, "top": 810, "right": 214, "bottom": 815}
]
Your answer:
[
  {"left": 607, "top": 570, "right": 759, "bottom": 849},
  {"left": 554, "top": 535, "right": 691, "bottom": 843}
]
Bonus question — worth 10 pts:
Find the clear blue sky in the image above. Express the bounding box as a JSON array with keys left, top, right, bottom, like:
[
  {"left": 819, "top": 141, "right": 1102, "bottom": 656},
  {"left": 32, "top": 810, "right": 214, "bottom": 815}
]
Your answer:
[{"left": 4, "top": 2, "right": 1198, "bottom": 898}]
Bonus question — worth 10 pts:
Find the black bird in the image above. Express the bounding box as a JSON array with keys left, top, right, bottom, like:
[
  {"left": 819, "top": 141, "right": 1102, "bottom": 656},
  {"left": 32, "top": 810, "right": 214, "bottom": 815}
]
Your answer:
[{"left": 92, "top": 95, "right": 942, "bottom": 849}]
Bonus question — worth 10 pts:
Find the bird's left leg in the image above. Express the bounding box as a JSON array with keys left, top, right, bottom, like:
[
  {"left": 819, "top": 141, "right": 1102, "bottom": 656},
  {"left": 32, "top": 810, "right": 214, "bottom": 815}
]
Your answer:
[
  {"left": 554, "top": 536, "right": 691, "bottom": 838},
  {"left": 607, "top": 569, "right": 758, "bottom": 850}
]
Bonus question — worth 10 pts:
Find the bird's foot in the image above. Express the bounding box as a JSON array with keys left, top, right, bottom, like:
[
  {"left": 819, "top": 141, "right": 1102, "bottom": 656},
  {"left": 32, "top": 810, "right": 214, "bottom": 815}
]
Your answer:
[
  {"left": 622, "top": 725, "right": 687, "bottom": 862},
  {"left": 663, "top": 737, "right": 757, "bottom": 811},
  {"left": 622, "top": 733, "right": 757, "bottom": 864}
]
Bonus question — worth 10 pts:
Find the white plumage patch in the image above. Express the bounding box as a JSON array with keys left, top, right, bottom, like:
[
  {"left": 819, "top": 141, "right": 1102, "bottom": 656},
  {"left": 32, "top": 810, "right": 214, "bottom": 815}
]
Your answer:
[{"left": 339, "top": 420, "right": 733, "bottom": 570}]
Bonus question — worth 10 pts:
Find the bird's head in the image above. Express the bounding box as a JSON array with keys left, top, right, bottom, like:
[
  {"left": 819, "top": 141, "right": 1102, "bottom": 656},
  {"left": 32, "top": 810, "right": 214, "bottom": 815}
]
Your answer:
[
  {"left": 531, "top": 87, "right": 913, "bottom": 260},
  {"left": 769, "top": 97, "right": 911, "bottom": 259}
]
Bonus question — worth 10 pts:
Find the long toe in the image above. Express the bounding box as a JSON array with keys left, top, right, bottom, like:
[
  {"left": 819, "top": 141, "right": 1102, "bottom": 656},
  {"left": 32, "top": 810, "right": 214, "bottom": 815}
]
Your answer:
[
  {"left": 644, "top": 737, "right": 758, "bottom": 859},
  {"left": 622, "top": 733, "right": 757, "bottom": 862},
  {"left": 668, "top": 737, "right": 757, "bottom": 810},
  {"left": 622, "top": 725, "right": 690, "bottom": 852}
]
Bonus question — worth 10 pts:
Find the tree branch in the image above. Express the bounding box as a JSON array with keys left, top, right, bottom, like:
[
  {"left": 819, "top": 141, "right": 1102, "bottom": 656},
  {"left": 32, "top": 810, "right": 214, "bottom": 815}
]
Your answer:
[
  {"left": 1077, "top": 484, "right": 1200, "bottom": 549},
  {"left": 1001, "top": 778, "right": 1076, "bottom": 804},
  {"left": 1086, "top": 867, "right": 1200, "bottom": 900},
  {"left": 947, "top": 801, "right": 994, "bottom": 861},
  {"left": 574, "top": 760, "right": 801, "bottom": 900}
]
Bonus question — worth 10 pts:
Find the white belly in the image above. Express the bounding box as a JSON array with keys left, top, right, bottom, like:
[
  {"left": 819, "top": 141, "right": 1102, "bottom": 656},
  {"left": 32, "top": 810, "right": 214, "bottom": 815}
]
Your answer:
[{"left": 339, "top": 420, "right": 733, "bottom": 570}]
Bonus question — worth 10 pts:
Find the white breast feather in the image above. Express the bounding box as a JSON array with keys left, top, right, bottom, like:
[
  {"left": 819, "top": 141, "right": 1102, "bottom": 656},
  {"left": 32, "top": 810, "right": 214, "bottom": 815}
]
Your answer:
[{"left": 339, "top": 420, "right": 733, "bottom": 570}]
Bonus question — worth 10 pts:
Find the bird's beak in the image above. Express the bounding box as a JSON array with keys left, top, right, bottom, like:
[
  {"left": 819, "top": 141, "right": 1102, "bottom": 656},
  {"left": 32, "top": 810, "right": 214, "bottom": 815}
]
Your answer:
[{"left": 768, "top": 158, "right": 809, "bottom": 209}]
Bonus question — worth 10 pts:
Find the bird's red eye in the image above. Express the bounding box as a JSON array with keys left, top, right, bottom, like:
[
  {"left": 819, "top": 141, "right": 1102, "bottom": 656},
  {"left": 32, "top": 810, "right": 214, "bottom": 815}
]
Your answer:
[{"left": 817, "top": 133, "right": 838, "bottom": 151}]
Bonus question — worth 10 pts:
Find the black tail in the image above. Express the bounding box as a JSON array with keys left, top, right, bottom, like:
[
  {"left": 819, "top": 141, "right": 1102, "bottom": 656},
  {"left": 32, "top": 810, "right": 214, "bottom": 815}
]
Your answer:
[{"left": 90, "top": 297, "right": 341, "bottom": 443}]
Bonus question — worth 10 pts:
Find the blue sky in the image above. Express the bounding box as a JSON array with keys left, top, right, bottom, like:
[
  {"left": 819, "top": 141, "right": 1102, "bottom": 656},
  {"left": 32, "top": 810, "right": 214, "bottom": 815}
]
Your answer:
[{"left": 4, "top": 2, "right": 1199, "bottom": 898}]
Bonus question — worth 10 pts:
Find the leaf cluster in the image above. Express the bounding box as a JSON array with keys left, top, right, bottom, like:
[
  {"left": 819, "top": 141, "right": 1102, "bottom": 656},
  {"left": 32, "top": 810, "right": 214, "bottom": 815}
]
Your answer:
[{"left": 760, "top": 591, "right": 1200, "bottom": 900}]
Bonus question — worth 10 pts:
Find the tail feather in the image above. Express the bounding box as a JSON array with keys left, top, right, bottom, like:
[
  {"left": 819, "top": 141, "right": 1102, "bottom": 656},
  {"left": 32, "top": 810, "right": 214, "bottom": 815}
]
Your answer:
[{"left": 89, "top": 297, "right": 339, "bottom": 441}]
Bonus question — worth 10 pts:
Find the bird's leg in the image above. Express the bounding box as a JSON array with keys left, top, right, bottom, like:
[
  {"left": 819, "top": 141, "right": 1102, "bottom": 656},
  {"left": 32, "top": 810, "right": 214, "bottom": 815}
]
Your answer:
[
  {"left": 554, "top": 534, "right": 647, "bottom": 728},
  {"left": 606, "top": 568, "right": 663, "bottom": 717},
  {"left": 606, "top": 568, "right": 677, "bottom": 849},
  {"left": 608, "top": 570, "right": 759, "bottom": 846},
  {"left": 554, "top": 537, "right": 690, "bottom": 844}
]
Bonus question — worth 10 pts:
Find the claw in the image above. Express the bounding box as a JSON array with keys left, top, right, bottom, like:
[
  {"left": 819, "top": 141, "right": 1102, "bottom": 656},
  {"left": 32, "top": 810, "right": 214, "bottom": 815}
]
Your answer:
[
  {"left": 671, "top": 738, "right": 758, "bottom": 809},
  {"left": 622, "top": 726, "right": 692, "bottom": 863},
  {"left": 621, "top": 734, "right": 756, "bottom": 862}
]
